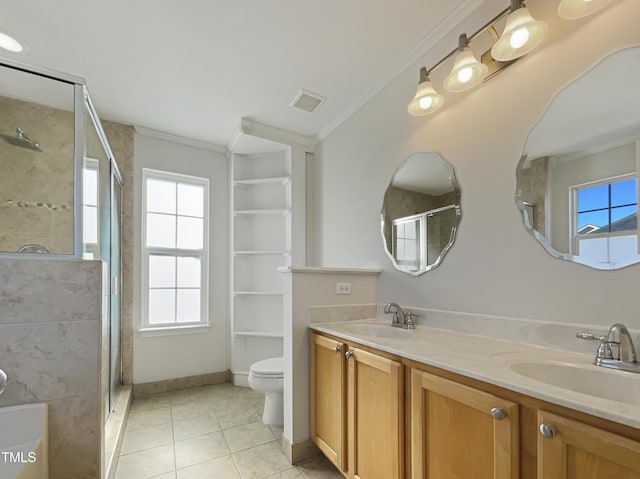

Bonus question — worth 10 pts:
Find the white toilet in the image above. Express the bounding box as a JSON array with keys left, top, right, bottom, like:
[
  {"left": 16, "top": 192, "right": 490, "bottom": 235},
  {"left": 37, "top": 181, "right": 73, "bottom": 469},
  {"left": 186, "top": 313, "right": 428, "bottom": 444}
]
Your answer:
[{"left": 248, "top": 356, "right": 284, "bottom": 426}]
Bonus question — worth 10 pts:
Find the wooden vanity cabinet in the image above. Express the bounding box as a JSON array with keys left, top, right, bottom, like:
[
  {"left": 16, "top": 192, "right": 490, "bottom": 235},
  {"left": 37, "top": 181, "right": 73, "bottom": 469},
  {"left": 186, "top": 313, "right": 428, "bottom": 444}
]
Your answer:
[
  {"left": 310, "top": 332, "right": 404, "bottom": 479},
  {"left": 310, "top": 333, "right": 347, "bottom": 472},
  {"left": 537, "top": 410, "right": 640, "bottom": 479},
  {"left": 410, "top": 368, "right": 519, "bottom": 479}
]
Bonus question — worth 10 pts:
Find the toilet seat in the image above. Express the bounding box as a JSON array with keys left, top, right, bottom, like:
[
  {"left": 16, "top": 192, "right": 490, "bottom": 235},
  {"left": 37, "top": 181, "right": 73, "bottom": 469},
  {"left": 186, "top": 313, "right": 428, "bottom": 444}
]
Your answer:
[{"left": 250, "top": 356, "right": 284, "bottom": 379}]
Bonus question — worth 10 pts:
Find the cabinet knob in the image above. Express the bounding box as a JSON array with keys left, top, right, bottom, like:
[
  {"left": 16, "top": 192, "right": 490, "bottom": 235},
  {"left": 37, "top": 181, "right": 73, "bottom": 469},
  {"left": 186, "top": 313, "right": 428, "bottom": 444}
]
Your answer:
[
  {"left": 345, "top": 351, "right": 353, "bottom": 359},
  {"left": 332, "top": 345, "right": 341, "bottom": 353},
  {"left": 539, "top": 423, "right": 558, "bottom": 439},
  {"left": 490, "top": 407, "right": 507, "bottom": 421}
]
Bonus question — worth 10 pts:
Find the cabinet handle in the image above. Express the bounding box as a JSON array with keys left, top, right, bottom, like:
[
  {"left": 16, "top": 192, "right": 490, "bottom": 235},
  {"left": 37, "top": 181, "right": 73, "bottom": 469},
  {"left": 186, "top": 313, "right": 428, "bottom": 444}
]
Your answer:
[
  {"left": 539, "top": 423, "right": 558, "bottom": 439},
  {"left": 332, "top": 345, "right": 341, "bottom": 353},
  {"left": 345, "top": 351, "right": 353, "bottom": 359},
  {"left": 490, "top": 407, "right": 507, "bottom": 420}
]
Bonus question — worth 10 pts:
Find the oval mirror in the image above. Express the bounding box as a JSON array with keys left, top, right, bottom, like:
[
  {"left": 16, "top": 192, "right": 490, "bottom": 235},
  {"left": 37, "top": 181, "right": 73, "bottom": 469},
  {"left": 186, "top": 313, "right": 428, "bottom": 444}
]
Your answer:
[
  {"left": 381, "top": 152, "right": 461, "bottom": 275},
  {"left": 516, "top": 47, "right": 640, "bottom": 270}
]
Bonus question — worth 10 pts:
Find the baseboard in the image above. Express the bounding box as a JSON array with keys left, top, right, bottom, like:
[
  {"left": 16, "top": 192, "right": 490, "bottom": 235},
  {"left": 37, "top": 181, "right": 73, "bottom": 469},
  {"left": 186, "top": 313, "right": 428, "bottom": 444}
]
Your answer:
[
  {"left": 133, "top": 370, "right": 231, "bottom": 396},
  {"left": 281, "top": 435, "right": 320, "bottom": 464},
  {"left": 232, "top": 372, "right": 249, "bottom": 388}
]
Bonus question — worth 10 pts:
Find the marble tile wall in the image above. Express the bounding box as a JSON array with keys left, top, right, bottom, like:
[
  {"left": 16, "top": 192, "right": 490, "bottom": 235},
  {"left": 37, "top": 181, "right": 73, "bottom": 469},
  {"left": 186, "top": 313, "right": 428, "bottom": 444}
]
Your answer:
[
  {"left": 0, "top": 257, "right": 103, "bottom": 479},
  {"left": 0, "top": 95, "right": 75, "bottom": 254}
]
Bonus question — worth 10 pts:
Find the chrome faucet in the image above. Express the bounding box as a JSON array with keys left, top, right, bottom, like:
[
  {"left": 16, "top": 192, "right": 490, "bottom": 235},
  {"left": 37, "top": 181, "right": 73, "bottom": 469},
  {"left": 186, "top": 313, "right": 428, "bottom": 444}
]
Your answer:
[
  {"left": 577, "top": 323, "right": 639, "bottom": 373},
  {"left": 384, "top": 303, "right": 416, "bottom": 330}
]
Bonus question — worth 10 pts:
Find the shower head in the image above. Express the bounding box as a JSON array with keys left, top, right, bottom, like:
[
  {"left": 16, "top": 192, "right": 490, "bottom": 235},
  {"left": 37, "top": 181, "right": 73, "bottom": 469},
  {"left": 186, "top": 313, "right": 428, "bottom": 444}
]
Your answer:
[{"left": 0, "top": 127, "right": 43, "bottom": 152}]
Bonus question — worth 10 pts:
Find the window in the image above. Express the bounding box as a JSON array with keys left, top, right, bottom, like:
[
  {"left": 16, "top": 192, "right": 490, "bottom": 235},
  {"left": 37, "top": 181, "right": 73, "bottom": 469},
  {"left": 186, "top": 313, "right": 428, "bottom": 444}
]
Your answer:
[
  {"left": 392, "top": 214, "right": 426, "bottom": 271},
  {"left": 572, "top": 176, "right": 638, "bottom": 265},
  {"left": 142, "top": 169, "right": 209, "bottom": 331}
]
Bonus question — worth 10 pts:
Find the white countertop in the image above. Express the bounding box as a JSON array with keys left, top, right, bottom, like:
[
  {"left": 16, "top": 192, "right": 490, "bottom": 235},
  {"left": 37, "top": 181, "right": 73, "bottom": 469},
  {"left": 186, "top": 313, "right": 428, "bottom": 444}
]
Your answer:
[{"left": 309, "top": 318, "right": 640, "bottom": 429}]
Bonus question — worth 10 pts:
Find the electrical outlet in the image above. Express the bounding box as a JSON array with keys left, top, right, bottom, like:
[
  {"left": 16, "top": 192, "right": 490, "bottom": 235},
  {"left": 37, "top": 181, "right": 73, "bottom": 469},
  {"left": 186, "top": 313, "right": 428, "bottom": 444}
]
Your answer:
[{"left": 336, "top": 282, "right": 352, "bottom": 295}]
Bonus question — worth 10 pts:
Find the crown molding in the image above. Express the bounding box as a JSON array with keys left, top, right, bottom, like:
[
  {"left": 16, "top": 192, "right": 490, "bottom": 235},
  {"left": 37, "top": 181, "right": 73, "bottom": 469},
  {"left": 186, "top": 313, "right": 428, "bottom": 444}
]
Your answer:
[{"left": 134, "top": 125, "right": 227, "bottom": 154}]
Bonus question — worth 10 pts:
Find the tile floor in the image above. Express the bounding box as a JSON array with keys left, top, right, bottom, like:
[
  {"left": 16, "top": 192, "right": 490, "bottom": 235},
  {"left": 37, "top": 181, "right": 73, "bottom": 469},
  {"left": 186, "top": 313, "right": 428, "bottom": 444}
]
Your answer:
[{"left": 115, "top": 383, "right": 344, "bottom": 478}]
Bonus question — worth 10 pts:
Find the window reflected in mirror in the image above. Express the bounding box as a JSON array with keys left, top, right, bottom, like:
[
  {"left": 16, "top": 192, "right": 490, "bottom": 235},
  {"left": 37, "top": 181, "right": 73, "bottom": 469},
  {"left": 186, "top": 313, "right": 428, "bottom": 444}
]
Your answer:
[
  {"left": 382, "top": 152, "right": 461, "bottom": 276},
  {"left": 517, "top": 47, "right": 640, "bottom": 270}
]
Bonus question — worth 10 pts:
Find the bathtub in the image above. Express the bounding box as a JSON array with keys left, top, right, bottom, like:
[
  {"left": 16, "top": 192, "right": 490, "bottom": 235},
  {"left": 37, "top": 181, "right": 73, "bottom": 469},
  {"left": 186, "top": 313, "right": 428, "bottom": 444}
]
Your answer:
[{"left": 0, "top": 403, "right": 48, "bottom": 479}]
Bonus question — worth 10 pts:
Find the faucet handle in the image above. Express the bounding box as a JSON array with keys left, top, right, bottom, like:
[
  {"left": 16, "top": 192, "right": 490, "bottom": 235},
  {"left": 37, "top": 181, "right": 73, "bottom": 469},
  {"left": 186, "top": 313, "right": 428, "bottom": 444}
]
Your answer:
[
  {"left": 405, "top": 312, "right": 417, "bottom": 324},
  {"left": 577, "top": 332, "right": 618, "bottom": 360}
]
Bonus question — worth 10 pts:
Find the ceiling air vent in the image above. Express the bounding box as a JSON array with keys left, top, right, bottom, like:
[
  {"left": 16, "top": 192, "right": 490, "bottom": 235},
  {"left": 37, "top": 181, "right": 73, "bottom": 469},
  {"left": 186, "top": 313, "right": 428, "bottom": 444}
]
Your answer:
[{"left": 289, "top": 89, "right": 326, "bottom": 113}]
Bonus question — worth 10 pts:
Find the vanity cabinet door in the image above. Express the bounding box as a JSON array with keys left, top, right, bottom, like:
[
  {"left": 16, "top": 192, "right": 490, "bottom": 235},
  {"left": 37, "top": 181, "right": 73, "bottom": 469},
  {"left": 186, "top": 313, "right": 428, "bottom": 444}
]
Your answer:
[
  {"left": 310, "top": 333, "right": 347, "bottom": 472},
  {"left": 410, "top": 369, "right": 519, "bottom": 479},
  {"left": 347, "top": 345, "right": 403, "bottom": 479},
  {"left": 538, "top": 410, "right": 640, "bottom": 479}
]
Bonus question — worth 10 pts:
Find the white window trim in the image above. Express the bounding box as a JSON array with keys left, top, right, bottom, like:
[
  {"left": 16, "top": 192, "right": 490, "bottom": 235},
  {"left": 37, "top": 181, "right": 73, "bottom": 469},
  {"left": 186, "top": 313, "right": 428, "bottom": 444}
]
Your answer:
[{"left": 140, "top": 168, "right": 210, "bottom": 332}]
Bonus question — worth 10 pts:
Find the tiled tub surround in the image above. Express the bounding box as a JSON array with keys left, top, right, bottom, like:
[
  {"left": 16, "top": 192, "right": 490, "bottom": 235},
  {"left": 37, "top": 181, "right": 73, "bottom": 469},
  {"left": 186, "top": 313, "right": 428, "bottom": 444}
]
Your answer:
[
  {"left": 309, "top": 307, "right": 640, "bottom": 429},
  {"left": 0, "top": 257, "right": 103, "bottom": 479}
]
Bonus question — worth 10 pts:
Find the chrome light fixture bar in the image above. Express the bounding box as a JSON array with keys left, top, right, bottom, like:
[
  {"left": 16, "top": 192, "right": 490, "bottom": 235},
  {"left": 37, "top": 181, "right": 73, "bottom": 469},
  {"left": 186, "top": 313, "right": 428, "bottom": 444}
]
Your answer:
[{"left": 408, "top": 0, "right": 614, "bottom": 117}]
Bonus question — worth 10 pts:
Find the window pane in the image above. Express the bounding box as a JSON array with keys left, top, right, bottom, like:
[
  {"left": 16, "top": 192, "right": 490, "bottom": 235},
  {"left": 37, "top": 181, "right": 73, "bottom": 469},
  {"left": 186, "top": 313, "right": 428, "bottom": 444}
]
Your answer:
[
  {"left": 177, "top": 216, "right": 203, "bottom": 249},
  {"left": 609, "top": 235, "right": 638, "bottom": 263},
  {"left": 178, "top": 183, "right": 204, "bottom": 217},
  {"left": 83, "top": 167, "right": 98, "bottom": 207},
  {"left": 147, "top": 213, "right": 176, "bottom": 248},
  {"left": 404, "top": 221, "right": 416, "bottom": 240},
  {"left": 611, "top": 205, "right": 637, "bottom": 232},
  {"left": 83, "top": 205, "right": 98, "bottom": 244},
  {"left": 577, "top": 210, "right": 609, "bottom": 234},
  {"left": 149, "top": 255, "right": 176, "bottom": 288},
  {"left": 578, "top": 237, "right": 608, "bottom": 262},
  {"left": 177, "top": 289, "right": 201, "bottom": 323},
  {"left": 177, "top": 256, "right": 201, "bottom": 288},
  {"left": 405, "top": 239, "right": 417, "bottom": 260},
  {"left": 147, "top": 178, "right": 176, "bottom": 214},
  {"left": 395, "top": 239, "right": 405, "bottom": 260},
  {"left": 577, "top": 184, "right": 608, "bottom": 212},
  {"left": 611, "top": 178, "right": 637, "bottom": 207},
  {"left": 148, "top": 289, "right": 176, "bottom": 324}
]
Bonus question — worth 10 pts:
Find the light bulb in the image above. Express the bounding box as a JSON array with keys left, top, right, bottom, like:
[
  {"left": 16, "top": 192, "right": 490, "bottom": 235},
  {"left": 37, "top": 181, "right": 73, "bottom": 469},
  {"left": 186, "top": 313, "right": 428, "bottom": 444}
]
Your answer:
[
  {"left": 457, "top": 67, "right": 473, "bottom": 84},
  {"left": 510, "top": 27, "right": 530, "bottom": 49},
  {"left": 0, "top": 32, "right": 22, "bottom": 53},
  {"left": 418, "top": 96, "right": 433, "bottom": 110}
]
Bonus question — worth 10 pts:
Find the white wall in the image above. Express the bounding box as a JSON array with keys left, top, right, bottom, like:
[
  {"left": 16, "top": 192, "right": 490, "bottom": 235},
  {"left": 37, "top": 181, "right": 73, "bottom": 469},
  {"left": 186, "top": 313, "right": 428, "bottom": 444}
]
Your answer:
[
  {"left": 132, "top": 132, "right": 229, "bottom": 383},
  {"left": 311, "top": 0, "right": 640, "bottom": 328}
]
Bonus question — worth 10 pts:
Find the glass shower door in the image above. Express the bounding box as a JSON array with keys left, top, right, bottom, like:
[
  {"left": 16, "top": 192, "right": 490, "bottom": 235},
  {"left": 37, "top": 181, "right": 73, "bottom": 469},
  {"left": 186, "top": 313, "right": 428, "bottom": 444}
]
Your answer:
[{"left": 109, "top": 171, "right": 122, "bottom": 413}]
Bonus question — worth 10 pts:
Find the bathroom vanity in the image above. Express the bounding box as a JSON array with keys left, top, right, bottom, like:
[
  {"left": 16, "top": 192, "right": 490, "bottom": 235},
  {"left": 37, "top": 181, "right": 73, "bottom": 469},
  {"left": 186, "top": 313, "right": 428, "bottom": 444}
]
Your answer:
[{"left": 309, "top": 319, "right": 640, "bottom": 479}]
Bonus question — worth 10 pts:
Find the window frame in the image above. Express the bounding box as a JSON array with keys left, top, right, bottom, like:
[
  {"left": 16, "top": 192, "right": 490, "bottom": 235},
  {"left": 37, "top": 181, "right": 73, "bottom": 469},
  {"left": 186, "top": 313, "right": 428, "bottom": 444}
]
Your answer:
[
  {"left": 140, "top": 168, "right": 210, "bottom": 334},
  {"left": 570, "top": 173, "right": 638, "bottom": 261}
]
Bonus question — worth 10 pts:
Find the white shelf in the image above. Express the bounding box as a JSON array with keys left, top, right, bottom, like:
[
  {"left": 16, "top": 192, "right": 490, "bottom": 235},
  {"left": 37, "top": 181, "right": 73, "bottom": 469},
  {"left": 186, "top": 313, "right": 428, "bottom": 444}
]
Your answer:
[
  {"left": 234, "top": 176, "right": 290, "bottom": 186},
  {"left": 234, "top": 250, "right": 291, "bottom": 256},
  {"left": 234, "top": 208, "right": 290, "bottom": 216},
  {"left": 234, "top": 291, "right": 283, "bottom": 296},
  {"left": 233, "top": 331, "right": 284, "bottom": 339}
]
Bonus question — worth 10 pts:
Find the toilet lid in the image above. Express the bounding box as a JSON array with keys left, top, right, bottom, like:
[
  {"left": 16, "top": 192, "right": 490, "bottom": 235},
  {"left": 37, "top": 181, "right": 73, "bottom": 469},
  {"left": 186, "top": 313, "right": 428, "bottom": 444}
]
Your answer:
[{"left": 250, "top": 357, "right": 284, "bottom": 378}]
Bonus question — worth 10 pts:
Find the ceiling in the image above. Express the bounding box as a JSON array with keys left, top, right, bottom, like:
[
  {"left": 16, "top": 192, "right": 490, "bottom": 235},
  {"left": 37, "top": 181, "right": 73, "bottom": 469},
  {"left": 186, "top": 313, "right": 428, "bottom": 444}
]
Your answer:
[{"left": 1, "top": 0, "right": 475, "bottom": 148}]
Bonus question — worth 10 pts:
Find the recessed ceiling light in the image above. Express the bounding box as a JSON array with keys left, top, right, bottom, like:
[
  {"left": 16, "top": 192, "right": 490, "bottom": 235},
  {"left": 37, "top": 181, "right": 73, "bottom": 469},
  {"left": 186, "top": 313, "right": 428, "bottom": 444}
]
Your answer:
[{"left": 0, "top": 30, "right": 23, "bottom": 53}]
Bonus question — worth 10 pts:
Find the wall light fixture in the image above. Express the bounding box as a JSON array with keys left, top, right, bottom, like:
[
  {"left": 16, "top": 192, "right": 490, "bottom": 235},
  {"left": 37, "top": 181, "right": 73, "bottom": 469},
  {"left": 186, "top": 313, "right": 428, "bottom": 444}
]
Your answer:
[{"left": 408, "top": 0, "right": 616, "bottom": 117}]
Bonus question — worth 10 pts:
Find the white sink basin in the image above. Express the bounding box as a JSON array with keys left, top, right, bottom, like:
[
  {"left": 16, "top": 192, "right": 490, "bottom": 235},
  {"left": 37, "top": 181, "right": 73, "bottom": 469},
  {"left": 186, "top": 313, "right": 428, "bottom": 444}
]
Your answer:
[
  {"left": 341, "top": 323, "right": 413, "bottom": 339},
  {"left": 0, "top": 403, "right": 48, "bottom": 479},
  {"left": 510, "top": 361, "right": 640, "bottom": 406}
]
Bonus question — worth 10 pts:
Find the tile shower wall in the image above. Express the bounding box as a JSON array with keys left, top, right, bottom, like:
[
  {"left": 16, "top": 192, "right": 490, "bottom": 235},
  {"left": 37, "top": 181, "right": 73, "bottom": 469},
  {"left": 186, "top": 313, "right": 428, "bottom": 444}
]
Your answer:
[
  {"left": 0, "top": 257, "right": 102, "bottom": 479},
  {"left": 0, "top": 95, "right": 75, "bottom": 254}
]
